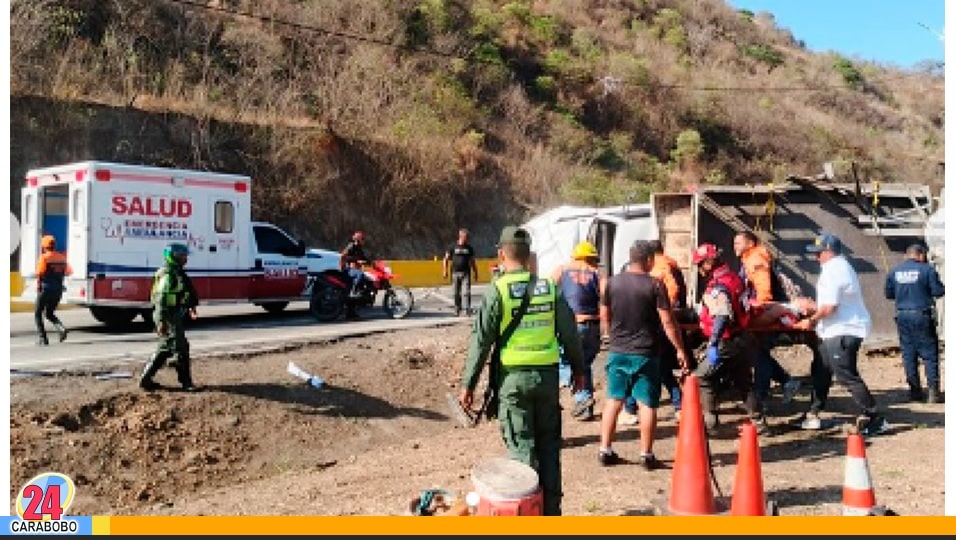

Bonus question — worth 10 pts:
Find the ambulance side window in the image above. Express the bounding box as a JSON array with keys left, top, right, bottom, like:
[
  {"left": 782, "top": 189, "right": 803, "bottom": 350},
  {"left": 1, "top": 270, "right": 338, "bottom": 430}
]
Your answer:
[{"left": 214, "top": 201, "right": 234, "bottom": 233}]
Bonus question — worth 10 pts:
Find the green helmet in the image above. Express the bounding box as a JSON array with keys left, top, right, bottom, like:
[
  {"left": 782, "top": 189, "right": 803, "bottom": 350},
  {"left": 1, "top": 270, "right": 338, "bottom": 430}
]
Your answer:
[{"left": 164, "top": 243, "right": 190, "bottom": 265}]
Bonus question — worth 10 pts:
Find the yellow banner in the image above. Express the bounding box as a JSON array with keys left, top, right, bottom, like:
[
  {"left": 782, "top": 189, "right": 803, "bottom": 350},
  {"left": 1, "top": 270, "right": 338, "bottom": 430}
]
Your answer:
[{"left": 99, "top": 516, "right": 956, "bottom": 535}]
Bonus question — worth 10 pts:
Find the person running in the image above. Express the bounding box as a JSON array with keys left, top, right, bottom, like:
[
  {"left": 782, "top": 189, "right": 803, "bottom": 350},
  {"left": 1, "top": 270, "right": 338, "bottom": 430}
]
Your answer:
[{"left": 34, "top": 235, "right": 72, "bottom": 346}]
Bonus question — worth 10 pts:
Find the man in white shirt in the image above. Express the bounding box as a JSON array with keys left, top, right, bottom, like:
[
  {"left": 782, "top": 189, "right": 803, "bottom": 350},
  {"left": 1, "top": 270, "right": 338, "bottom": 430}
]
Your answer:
[{"left": 793, "top": 233, "right": 888, "bottom": 436}]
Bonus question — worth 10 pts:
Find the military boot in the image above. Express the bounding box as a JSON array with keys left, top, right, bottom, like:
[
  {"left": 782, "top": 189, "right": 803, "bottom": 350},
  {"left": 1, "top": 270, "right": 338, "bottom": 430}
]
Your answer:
[
  {"left": 908, "top": 385, "right": 925, "bottom": 403},
  {"left": 140, "top": 352, "right": 169, "bottom": 391},
  {"left": 176, "top": 357, "right": 198, "bottom": 392},
  {"left": 927, "top": 386, "right": 944, "bottom": 404}
]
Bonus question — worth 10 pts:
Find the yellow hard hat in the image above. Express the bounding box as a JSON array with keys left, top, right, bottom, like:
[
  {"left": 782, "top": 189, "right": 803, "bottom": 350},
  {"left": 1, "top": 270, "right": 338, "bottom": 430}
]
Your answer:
[{"left": 572, "top": 241, "right": 599, "bottom": 260}]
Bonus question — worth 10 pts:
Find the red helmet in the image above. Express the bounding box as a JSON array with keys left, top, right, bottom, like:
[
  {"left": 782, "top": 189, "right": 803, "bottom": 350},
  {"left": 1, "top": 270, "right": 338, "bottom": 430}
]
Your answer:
[{"left": 692, "top": 243, "right": 720, "bottom": 264}]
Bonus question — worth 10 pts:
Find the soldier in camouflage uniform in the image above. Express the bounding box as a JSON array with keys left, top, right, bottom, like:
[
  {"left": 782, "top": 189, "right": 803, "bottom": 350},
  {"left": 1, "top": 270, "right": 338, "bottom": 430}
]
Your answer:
[
  {"left": 139, "top": 242, "right": 200, "bottom": 392},
  {"left": 459, "top": 226, "right": 585, "bottom": 516}
]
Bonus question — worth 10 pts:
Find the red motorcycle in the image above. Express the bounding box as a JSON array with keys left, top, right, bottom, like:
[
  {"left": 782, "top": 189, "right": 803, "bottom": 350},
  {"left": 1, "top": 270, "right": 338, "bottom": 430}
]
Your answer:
[{"left": 309, "top": 260, "right": 414, "bottom": 322}]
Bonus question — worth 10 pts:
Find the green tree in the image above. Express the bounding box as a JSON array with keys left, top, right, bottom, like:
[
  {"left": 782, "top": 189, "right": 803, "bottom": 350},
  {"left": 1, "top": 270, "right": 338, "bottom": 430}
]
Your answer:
[{"left": 670, "top": 129, "right": 703, "bottom": 167}]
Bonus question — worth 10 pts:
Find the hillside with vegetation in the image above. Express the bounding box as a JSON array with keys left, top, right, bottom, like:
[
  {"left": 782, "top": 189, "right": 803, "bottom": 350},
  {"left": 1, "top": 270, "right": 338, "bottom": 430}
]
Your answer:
[{"left": 10, "top": 0, "right": 944, "bottom": 257}]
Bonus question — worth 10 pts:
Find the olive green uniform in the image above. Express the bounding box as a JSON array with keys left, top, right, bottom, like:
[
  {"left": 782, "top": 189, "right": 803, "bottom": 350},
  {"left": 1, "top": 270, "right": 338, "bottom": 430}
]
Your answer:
[
  {"left": 461, "top": 269, "right": 585, "bottom": 516},
  {"left": 140, "top": 261, "right": 199, "bottom": 389}
]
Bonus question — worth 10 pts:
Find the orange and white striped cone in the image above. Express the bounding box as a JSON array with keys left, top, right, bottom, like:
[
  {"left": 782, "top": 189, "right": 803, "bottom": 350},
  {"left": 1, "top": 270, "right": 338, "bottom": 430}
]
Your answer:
[{"left": 842, "top": 433, "right": 876, "bottom": 516}]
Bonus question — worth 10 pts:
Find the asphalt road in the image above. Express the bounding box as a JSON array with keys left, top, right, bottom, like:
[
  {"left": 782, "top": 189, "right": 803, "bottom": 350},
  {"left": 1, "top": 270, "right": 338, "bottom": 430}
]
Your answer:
[{"left": 10, "top": 285, "right": 488, "bottom": 373}]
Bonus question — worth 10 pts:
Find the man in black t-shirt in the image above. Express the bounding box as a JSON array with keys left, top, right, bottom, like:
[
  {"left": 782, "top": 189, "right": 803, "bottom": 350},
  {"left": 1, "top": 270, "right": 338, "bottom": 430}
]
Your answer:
[
  {"left": 443, "top": 228, "right": 479, "bottom": 316},
  {"left": 597, "top": 240, "right": 689, "bottom": 470}
]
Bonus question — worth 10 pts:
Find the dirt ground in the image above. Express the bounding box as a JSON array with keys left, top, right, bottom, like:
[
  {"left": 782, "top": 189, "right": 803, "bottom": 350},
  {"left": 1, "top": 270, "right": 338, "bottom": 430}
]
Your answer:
[{"left": 9, "top": 321, "right": 946, "bottom": 516}]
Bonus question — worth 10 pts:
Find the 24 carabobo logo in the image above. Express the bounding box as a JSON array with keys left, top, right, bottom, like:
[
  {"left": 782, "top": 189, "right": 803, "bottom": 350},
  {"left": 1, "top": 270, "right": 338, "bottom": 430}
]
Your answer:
[{"left": 15, "top": 472, "right": 76, "bottom": 521}]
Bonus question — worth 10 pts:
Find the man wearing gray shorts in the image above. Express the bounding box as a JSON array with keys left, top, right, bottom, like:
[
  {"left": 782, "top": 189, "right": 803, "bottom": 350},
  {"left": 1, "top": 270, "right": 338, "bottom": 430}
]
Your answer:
[{"left": 598, "top": 240, "right": 689, "bottom": 470}]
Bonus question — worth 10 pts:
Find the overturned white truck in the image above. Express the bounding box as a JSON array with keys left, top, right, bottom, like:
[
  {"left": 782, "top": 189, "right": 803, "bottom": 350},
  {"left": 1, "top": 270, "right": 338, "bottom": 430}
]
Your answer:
[
  {"left": 521, "top": 180, "right": 940, "bottom": 346},
  {"left": 520, "top": 203, "right": 657, "bottom": 281}
]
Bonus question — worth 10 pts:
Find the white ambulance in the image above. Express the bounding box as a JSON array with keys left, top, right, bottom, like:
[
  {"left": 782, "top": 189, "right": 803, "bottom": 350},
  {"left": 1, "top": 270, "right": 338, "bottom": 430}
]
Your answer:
[{"left": 17, "top": 161, "right": 342, "bottom": 327}]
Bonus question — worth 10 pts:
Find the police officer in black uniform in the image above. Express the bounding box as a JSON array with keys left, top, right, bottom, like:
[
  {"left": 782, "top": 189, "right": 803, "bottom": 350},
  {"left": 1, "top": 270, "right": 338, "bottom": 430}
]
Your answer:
[{"left": 885, "top": 243, "right": 945, "bottom": 403}]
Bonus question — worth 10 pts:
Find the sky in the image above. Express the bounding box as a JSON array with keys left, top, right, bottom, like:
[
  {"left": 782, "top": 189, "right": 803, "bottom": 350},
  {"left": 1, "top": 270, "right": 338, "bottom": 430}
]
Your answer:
[{"left": 726, "top": 0, "right": 945, "bottom": 70}]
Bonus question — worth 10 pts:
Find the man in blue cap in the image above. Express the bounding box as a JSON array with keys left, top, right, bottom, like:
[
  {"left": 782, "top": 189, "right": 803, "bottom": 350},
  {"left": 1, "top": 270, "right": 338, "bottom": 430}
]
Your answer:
[
  {"left": 885, "top": 242, "right": 945, "bottom": 403},
  {"left": 140, "top": 242, "right": 200, "bottom": 392},
  {"left": 794, "top": 233, "right": 887, "bottom": 436}
]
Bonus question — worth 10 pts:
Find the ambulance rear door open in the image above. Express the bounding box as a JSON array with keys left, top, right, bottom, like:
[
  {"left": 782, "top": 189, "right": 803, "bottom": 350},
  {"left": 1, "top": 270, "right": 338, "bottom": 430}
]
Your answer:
[
  {"left": 65, "top": 170, "right": 91, "bottom": 303},
  {"left": 18, "top": 165, "right": 88, "bottom": 302}
]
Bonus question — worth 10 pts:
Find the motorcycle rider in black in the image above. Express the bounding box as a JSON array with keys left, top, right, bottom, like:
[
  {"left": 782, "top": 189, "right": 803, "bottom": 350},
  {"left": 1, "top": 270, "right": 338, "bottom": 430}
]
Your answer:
[{"left": 340, "top": 231, "right": 370, "bottom": 319}]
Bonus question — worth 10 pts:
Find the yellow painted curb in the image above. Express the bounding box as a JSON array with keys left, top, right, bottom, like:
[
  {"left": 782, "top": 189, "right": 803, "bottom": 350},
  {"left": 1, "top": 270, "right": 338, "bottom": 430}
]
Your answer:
[
  {"left": 387, "top": 258, "right": 498, "bottom": 288},
  {"left": 9, "top": 259, "right": 500, "bottom": 311},
  {"left": 10, "top": 271, "right": 76, "bottom": 312}
]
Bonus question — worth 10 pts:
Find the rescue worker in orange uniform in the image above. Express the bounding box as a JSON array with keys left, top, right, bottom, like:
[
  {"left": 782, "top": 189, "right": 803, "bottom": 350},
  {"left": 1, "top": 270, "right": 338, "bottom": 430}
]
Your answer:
[
  {"left": 648, "top": 240, "right": 690, "bottom": 421},
  {"left": 35, "top": 235, "right": 72, "bottom": 345},
  {"left": 733, "top": 231, "right": 801, "bottom": 412}
]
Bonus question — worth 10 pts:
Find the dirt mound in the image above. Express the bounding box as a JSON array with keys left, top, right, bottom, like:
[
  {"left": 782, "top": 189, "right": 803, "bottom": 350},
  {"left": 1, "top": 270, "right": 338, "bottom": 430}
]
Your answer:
[
  {"left": 10, "top": 332, "right": 468, "bottom": 515},
  {"left": 9, "top": 325, "right": 946, "bottom": 516}
]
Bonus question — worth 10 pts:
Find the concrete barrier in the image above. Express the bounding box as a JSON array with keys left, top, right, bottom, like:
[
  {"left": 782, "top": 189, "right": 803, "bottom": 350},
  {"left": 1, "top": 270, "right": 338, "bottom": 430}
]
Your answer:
[
  {"left": 387, "top": 258, "right": 499, "bottom": 288},
  {"left": 11, "top": 272, "right": 39, "bottom": 313},
  {"left": 9, "top": 259, "right": 501, "bottom": 312}
]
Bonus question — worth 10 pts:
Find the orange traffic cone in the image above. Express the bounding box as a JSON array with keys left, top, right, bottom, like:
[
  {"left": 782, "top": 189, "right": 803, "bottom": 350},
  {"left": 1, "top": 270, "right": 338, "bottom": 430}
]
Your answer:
[
  {"left": 730, "top": 421, "right": 767, "bottom": 516},
  {"left": 843, "top": 433, "right": 876, "bottom": 516},
  {"left": 667, "top": 374, "right": 718, "bottom": 515}
]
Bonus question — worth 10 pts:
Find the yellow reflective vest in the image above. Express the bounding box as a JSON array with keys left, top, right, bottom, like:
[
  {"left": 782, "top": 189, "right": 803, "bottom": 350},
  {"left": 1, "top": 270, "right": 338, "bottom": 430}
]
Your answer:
[
  {"left": 494, "top": 271, "right": 560, "bottom": 368},
  {"left": 151, "top": 265, "right": 188, "bottom": 310}
]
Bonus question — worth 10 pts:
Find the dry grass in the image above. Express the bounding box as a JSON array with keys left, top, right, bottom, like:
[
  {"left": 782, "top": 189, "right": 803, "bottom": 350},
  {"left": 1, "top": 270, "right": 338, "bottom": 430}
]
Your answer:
[{"left": 9, "top": 0, "right": 944, "bottom": 256}]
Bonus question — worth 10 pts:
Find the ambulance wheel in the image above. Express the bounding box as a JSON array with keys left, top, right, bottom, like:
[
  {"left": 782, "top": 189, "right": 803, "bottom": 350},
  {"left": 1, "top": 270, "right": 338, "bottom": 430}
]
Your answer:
[
  {"left": 310, "top": 282, "right": 345, "bottom": 322},
  {"left": 89, "top": 306, "right": 138, "bottom": 328},
  {"left": 260, "top": 302, "right": 289, "bottom": 314}
]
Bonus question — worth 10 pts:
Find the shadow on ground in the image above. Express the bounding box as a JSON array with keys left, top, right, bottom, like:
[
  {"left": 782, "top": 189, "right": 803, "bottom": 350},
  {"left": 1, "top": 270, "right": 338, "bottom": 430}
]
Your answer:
[{"left": 208, "top": 382, "right": 448, "bottom": 421}]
